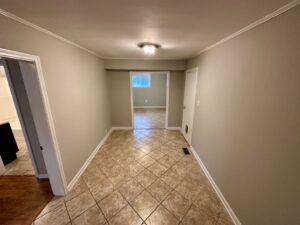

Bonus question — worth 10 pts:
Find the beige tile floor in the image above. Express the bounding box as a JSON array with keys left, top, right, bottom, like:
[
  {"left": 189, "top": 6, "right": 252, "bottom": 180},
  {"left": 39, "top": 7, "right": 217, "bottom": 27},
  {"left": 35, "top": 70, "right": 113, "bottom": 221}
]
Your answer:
[
  {"left": 134, "top": 108, "right": 165, "bottom": 129},
  {"left": 33, "top": 129, "right": 234, "bottom": 225},
  {"left": 3, "top": 138, "right": 35, "bottom": 176}
]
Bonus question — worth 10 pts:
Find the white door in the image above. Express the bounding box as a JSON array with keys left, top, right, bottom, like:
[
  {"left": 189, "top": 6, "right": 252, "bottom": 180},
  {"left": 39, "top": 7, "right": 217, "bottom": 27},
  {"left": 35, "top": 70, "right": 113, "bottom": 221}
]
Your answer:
[{"left": 182, "top": 68, "right": 198, "bottom": 144}]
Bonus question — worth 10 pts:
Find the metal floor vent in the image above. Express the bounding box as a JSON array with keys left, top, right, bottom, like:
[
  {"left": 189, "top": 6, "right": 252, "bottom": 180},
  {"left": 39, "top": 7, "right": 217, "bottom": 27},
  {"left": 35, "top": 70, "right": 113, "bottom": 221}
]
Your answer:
[{"left": 182, "top": 147, "right": 190, "bottom": 155}]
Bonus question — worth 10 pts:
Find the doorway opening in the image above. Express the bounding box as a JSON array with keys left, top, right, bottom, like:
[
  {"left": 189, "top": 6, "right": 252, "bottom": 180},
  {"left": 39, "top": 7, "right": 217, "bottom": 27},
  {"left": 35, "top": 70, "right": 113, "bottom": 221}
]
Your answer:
[
  {"left": 181, "top": 68, "right": 198, "bottom": 144},
  {"left": 0, "top": 56, "right": 59, "bottom": 224},
  {"left": 0, "top": 48, "right": 66, "bottom": 196},
  {"left": 0, "top": 65, "right": 36, "bottom": 175},
  {"left": 130, "top": 71, "right": 169, "bottom": 129}
]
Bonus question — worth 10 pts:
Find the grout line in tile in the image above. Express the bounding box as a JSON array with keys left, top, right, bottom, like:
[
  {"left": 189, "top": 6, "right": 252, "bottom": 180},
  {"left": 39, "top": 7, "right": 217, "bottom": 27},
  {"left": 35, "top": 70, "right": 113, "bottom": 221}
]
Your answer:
[
  {"left": 86, "top": 187, "right": 109, "bottom": 225},
  {"left": 63, "top": 200, "right": 72, "bottom": 224},
  {"left": 47, "top": 129, "right": 218, "bottom": 225}
]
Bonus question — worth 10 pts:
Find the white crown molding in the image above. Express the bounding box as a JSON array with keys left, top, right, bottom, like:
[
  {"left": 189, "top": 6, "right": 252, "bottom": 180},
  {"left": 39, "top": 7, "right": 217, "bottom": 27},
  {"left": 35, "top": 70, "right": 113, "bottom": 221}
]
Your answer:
[
  {"left": 1, "top": 1, "right": 298, "bottom": 61},
  {"left": 0, "top": 8, "right": 102, "bottom": 58},
  {"left": 196, "top": 0, "right": 300, "bottom": 56},
  {"left": 103, "top": 57, "right": 187, "bottom": 60}
]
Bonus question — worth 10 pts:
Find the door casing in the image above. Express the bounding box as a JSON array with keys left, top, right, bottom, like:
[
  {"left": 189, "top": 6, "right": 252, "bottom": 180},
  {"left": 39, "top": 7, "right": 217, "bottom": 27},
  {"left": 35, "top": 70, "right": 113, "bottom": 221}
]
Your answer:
[
  {"left": 130, "top": 71, "right": 170, "bottom": 129},
  {"left": 181, "top": 67, "right": 198, "bottom": 144},
  {"left": 0, "top": 48, "right": 67, "bottom": 196}
]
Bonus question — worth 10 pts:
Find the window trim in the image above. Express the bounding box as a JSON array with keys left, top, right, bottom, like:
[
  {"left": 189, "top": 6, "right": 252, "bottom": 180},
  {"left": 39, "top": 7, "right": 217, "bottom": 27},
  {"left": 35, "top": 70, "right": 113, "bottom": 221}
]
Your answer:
[{"left": 131, "top": 72, "right": 151, "bottom": 88}]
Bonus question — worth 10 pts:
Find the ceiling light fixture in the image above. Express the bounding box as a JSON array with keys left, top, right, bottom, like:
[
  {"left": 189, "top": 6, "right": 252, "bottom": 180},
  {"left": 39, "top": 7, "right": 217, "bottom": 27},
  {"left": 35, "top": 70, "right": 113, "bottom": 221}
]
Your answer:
[{"left": 138, "top": 42, "right": 161, "bottom": 55}]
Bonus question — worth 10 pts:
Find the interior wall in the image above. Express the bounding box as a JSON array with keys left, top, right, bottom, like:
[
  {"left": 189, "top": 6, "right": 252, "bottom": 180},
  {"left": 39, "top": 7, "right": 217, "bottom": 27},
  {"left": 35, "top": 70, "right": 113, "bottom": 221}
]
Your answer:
[
  {"left": 0, "top": 15, "right": 112, "bottom": 184},
  {"left": 104, "top": 59, "right": 186, "bottom": 71},
  {"left": 107, "top": 71, "right": 132, "bottom": 127},
  {"left": 187, "top": 6, "right": 300, "bottom": 225},
  {"left": 107, "top": 69, "right": 185, "bottom": 128},
  {"left": 0, "top": 66, "right": 21, "bottom": 130},
  {"left": 133, "top": 72, "right": 167, "bottom": 107},
  {"left": 168, "top": 71, "right": 185, "bottom": 127}
]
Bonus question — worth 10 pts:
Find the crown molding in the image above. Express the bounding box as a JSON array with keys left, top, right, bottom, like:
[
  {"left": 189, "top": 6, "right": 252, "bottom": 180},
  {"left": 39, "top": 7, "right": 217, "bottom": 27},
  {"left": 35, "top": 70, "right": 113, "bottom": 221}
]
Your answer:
[
  {"left": 196, "top": 0, "right": 300, "bottom": 56},
  {"left": 102, "top": 56, "right": 187, "bottom": 60},
  {"left": 0, "top": 8, "right": 102, "bottom": 58},
  {"left": 1, "top": 1, "right": 299, "bottom": 61}
]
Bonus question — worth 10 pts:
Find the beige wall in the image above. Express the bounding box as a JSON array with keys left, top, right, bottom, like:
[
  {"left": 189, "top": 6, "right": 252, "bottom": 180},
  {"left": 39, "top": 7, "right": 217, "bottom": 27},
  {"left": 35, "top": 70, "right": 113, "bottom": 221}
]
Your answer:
[
  {"left": 104, "top": 59, "right": 186, "bottom": 71},
  {"left": 107, "top": 70, "right": 185, "bottom": 127},
  {"left": 133, "top": 72, "right": 167, "bottom": 107},
  {"left": 107, "top": 71, "right": 132, "bottom": 127},
  {"left": 0, "top": 15, "right": 112, "bottom": 183},
  {"left": 187, "top": 6, "right": 300, "bottom": 225},
  {"left": 168, "top": 71, "right": 185, "bottom": 127},
  {"left": 0, "top": 66, "right": 21, "bottom": 130}
]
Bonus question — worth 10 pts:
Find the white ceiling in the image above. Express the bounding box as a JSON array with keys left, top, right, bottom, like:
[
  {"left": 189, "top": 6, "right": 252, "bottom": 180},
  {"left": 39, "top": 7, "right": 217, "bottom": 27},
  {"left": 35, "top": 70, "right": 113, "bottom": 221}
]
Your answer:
[{"left": 0, "top": 0, "right": 292, "bottom": 59}]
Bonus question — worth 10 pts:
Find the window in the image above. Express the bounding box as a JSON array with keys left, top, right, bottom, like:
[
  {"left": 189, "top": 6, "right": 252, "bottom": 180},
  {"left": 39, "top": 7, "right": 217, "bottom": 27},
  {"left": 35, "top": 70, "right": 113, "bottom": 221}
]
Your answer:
[{"left": 131, "top": 73, "right": 151, "bottom": 88}]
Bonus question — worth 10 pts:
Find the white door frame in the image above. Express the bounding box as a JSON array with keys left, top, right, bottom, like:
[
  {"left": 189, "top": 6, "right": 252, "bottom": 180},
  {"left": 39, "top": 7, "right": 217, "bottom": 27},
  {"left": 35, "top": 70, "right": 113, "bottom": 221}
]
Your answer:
[
  {"left": 181, "top": 67, "right": 198, "bottom": 144},
  {"left": 0, "top": 62, "right": 40, "bottom": 177},
  {"left": 0, "top": 48, "right": 67, "bottom": 195},
  {"left": 130, "top": 71, "right": 170, "bottom": 129}
]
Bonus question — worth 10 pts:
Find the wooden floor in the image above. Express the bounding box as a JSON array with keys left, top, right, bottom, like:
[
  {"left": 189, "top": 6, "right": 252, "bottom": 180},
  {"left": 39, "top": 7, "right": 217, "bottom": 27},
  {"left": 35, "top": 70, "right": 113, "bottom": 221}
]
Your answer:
[{"left": 0, "top": 175, "right": 53, "bottom": 225}]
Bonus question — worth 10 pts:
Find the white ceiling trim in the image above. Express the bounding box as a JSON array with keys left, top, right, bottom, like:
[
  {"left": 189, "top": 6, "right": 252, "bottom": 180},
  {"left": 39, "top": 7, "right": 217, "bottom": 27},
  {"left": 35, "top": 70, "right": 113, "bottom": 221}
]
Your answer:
[
  {"left": 196, "top": 0, "right": 300, "bottom": 56},
  {"left": 102, "top": 56, "right": 187, "bottom": 60},
  {"left": 0, "top": 8, "right": 103, "bottom": 58},
  {"left": 0, "top": 1, "right": 299, "bottom": 60}
]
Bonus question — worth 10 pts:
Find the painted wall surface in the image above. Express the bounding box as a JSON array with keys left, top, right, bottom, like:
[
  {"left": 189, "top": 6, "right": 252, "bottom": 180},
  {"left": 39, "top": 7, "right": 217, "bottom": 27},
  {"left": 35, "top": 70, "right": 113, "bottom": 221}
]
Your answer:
[
  {"left": 0, "top": 15, "right": 112, "bottom": 183},
  {"left": 107, "top": 70, "right": 185, "bottom": 127},
  {"left": 133, "top": 72, "right": 167, "bottom": 107},
  {"left": 107, "top": 71, "right": 132, "bottom": 127},
  {"left": 104, "top": 59, "right": 186, "bottom": 71},
  {"left": 168, "top": 71, "right": 185, "bottom": 127},
  {"left": 0, "top": 66, "right": 21, "bottom": 130},
  {"left": 187, "top": 6, "right": 300, "bottom": 225}
]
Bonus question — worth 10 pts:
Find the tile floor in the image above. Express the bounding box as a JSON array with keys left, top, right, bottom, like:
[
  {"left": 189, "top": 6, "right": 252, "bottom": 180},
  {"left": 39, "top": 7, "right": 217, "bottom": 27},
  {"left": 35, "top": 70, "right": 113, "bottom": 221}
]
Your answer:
[
  {"left": 3, "top": 137, "right": 35, "bottom": 176},
  {"left": 33, "top": 129, "right": 234, "bottom": 225},
  {"left": 134, "top": 108, "right": 165, "bottom": 129}
]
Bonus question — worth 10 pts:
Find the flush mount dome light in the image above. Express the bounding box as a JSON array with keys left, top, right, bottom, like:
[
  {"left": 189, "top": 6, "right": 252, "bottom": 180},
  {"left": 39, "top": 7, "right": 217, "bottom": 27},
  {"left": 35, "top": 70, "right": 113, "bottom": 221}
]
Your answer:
[{"left": 138, "top": 42, "right": 161, "bottom": 55}]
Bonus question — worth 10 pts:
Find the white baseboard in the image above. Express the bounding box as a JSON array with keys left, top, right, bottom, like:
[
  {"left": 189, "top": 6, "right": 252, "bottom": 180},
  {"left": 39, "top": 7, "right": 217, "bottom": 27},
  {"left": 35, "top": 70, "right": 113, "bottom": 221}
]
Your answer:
[
  {"left": 134, "top": 106, "right": 166, "bottom": 109},
  {"left": 37, "top": 174, "right": 49, "bottom": 179},
  {"left": 67, "top": 128, "right": 113, "bottom": 191},
  {"left": 190, "top": 146, "right": 241, "bottom": 225},
  {"left": 167, "top": 127, "right": 181, "bottom": 130},
  {"left": 112, "top": 127, "right": 133, "bottom": 130}
]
